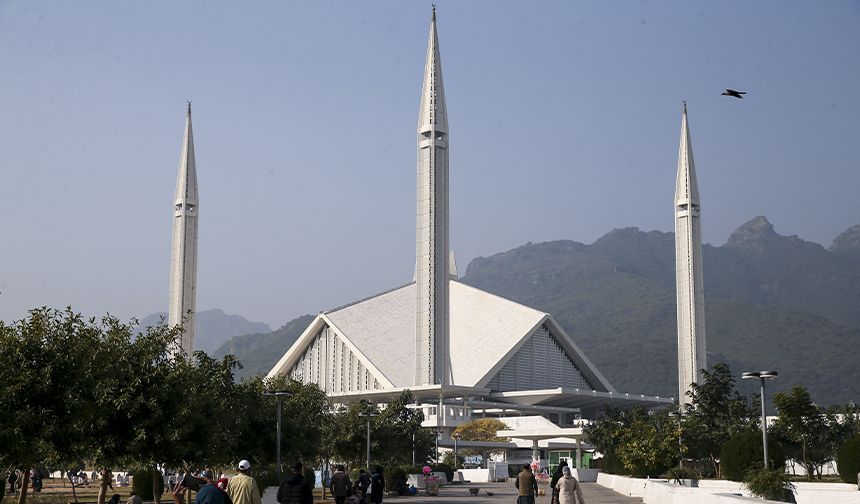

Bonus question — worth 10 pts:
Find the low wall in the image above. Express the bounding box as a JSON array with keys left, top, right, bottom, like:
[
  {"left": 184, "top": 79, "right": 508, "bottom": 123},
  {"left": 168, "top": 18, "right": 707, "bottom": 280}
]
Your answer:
[
  {"left": 571, "top": 469, "right": 599, "bottom": 483},
  {"left": 407, "top": 472, "right": 449, "bottom": 489},
  {"left": 456, "top": 469, "right": 491, "bottom": 483},
  {"left": 597, "top": 473, "right": 860, "bottom": 504}
]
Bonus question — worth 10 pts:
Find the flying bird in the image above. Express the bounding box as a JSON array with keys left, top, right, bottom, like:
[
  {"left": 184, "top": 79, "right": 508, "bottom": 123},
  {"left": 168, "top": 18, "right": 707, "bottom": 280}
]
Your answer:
[{"left": 722, "top": 89, "right": 747, "bottom": 99}]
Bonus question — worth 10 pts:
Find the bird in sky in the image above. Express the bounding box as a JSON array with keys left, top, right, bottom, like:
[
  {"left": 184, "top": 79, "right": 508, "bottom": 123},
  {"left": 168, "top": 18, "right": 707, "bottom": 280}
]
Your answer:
[{"left": 722, "top": 89, "right": 747, "bottom": 99}]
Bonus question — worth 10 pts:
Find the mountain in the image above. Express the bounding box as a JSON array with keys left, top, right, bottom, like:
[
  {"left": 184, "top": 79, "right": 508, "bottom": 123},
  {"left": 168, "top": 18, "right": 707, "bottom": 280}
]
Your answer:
[
  {"left": 138, "top": 308, "right": 271, "bottom": 355},
  {"left": 210, "top": 216, "right": 860, "bottom": 406},
  {"left": 212, "top": 314, "right": 315, "bottom": 380},
  {"left": 461, "top": 216, "right": 860, "bottom": 406}
]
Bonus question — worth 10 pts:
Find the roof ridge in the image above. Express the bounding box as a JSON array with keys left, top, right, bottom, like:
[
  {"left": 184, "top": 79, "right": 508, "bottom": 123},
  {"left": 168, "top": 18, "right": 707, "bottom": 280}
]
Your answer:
[
  {"left": 453, "top": 280, "right": 548, "bottom": 316},
  {"left": 324, "top": 281, "right": 415, "bottom": 314}
]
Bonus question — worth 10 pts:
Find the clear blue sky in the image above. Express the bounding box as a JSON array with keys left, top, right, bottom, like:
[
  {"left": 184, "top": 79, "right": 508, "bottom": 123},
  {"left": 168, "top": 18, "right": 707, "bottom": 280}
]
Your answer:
[{"left": 2, "top": 1, "right": 859, "bottom": 328}]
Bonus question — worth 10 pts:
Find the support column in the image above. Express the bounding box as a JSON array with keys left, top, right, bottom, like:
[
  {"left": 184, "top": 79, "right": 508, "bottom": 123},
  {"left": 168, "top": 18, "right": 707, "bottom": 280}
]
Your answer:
[
  {"left": 575, "top": 439, "right": 582, "bottom": 469},
  {"left": 532, "top": 440, "right": 540, "bottom": 463}
]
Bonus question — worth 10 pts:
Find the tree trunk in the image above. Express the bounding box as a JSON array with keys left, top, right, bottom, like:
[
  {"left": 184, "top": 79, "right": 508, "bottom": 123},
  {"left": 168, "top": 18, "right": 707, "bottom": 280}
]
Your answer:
[
  {"left": 152, "top": 465, "right": 162, "bottom": 504},
  {"left": 16, "top": 470, "right": 30, "bottom": 504},
  {"left": 98, "top": 469, "right": 111, "bottom": 504}
]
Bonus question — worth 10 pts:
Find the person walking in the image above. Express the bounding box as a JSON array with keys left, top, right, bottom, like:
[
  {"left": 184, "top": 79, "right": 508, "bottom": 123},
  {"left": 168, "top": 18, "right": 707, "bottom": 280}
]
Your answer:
[
  {"left": 276, "top": 462, "right": 313, "bottom": 504},
  {"left": 515, "top": 464, "right": 538, "bottom": 504},
  {"left": 329, "top": 465, "right": 351, "bottom": 504},
  {"left": 227, "top": 460, "right": 261, "bottom": 504},
  {"left": 7, "top": 472, "right": 17, "bottom": 495},
  {"left": 368, "top": 467, "right": 385, "bottom": 504},
  {"left": 356, "top": 469, "right": 371, "bottom": 504},
  {"left": 549, "top": 460, "right": 568, "bottom": 504},
  {"left": 555, "top": 466, "right": 585, "bottom": 504}
]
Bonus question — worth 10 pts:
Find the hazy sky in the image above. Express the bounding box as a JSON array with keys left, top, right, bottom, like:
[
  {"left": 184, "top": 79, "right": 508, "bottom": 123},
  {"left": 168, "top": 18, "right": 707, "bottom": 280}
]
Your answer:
[{"left": 2, "top": 1, "right": 859, "bottom": 329}]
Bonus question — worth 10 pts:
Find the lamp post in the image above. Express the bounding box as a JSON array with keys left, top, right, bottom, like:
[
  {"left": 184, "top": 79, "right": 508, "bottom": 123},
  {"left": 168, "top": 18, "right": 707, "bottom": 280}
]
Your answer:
[
  {"left": 358, "top": 411, "right": 379, "bottom": 470},
  {"left": 742, "top": 370, "right": 778, "bottom": 469},
  {"left": 263, "top": 391, "right": 293, "bottom": 475},
  {"left": 668, "top": 411, "right": 685, "bottom": 470},
  {"left": 452, "top": 432, "right": 461, "bottom": 468}
]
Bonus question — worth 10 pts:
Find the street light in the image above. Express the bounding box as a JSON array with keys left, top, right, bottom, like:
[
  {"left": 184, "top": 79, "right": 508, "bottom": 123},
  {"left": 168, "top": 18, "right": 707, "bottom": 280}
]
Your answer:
[
  {"left": 742, "top": 370, "right": 778, "bottom": 469},
  {"left": 452, "top": 432, "right": 461, "bottom": 468},
  {"left": 263, "top": 390, "right": 293, "bottom": 475},
  {"left": 668, "top": 411, "right": 686, "bottom": 470},
  {"left": 358, "top": 411, "right": 379, "bottom": 470}
]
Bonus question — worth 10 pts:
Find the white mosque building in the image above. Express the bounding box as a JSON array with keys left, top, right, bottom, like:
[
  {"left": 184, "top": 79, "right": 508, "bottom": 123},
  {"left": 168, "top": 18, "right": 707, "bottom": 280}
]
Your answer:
[{"left": 266, "top": 9, "right": 673, "bottom": 442}]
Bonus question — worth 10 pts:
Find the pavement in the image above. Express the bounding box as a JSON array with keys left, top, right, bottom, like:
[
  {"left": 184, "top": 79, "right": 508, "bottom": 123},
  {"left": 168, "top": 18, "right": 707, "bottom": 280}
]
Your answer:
[{"left": 382, "top": 482, "right": 642, "bottom": 503}]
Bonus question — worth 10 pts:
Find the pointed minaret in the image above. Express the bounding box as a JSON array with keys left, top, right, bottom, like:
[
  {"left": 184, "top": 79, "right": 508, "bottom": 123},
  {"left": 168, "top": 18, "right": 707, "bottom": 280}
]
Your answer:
[
  {"left": 675, "top": 102, "right": 706, "bottom": 404},
  {"left": 168, "top": 102, "right": 199, "bottom": 356},
  {"left": 415, "top": 6, "right": 451, "bottom": 386}
]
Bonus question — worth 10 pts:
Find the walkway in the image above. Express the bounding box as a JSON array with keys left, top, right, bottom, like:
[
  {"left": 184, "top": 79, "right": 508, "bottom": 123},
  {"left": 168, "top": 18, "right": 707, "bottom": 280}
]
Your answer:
[{"left": 382, "top": 481, "right": 642, "bottom": 503}]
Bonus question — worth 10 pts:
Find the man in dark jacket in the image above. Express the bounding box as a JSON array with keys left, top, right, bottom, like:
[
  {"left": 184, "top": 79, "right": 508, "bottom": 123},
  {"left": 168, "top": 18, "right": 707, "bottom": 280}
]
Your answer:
[
  {"left": 329, "top": 465, "right": 351, "bottom": 504},
  {"left": 368, "top": 467, "right": 385, "bottom": 504},
  {"left": 276, "top": 463, "right": 313, "bottom": 504},
  {"left": 357, "top": 470, "right": 371, "bottom": 504}
]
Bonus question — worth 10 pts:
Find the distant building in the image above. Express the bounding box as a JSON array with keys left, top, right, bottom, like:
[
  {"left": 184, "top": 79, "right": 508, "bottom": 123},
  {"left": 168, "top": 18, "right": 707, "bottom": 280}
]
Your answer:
[{"left": 674, "top": 103, "right": 707, "bottom": 404}]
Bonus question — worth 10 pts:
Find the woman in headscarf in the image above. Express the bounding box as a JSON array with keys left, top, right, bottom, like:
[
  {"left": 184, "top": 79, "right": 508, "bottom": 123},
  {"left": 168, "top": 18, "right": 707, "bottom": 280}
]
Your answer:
[
  {"left": 549, "top": 460, "right": 568, "bottom": 504},
  {"left": 555, "top": 466, "right": 585, "bottom": 504}
]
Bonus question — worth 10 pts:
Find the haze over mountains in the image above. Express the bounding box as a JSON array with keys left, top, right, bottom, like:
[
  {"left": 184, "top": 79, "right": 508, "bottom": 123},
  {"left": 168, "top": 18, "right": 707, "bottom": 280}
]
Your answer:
[
  {"left": 137, "top": 308, "right": 270, "bottom": 355},
  {"left": 206, "top": 216, "right": 860, "bottom": 406}
]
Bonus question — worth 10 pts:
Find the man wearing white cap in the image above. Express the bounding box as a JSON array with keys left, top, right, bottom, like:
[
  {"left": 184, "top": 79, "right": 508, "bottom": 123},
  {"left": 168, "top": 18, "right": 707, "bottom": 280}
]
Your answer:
[{"left": 227, "top": 460, "right": 261, "bottom": 504}]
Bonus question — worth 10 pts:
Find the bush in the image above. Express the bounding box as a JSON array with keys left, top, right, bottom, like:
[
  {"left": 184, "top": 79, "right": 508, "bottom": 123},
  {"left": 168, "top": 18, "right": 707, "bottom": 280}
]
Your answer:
[
  {"left": 131, "top": 468, "right": 164, "bottom": 501},
  {"left": 743, "top": 467, "right": 796, "bottom": 503},
  {"left": 665, "top": 466, "right": 700, "bottom": 482},
  {"left": 431, "top": 463, "right": 454, "bottom": 483},
  {"left": 252, "top": 466, "right": 282, "bottom": 495},
  {"left": 720, "top": 431, "right": 785, "bottom": 482},
  {"left": 598, "top": 453, "right": 625, "bottom": 475},
  {"left": 387, "top": 466, "right": 407, "bottom": 493},
  {"left": 837, "top": 436, "right": 860, "bottom": 484}
]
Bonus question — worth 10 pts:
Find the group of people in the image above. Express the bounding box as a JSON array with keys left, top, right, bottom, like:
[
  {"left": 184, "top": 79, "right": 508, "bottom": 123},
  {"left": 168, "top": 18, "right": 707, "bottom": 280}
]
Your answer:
[
  {"left": 326, "top": 465, "right": 385, "bottom": 504},
  {"left": 516, "top": 461, "right": 585, "bottom": 504},
  {"left": 166, "top": 459, "right": 386, "bottom": 504},
  {"left": 170, "top": 459, "right": 262, "bottom": 504},
  {"left": 5, "top": 470, "right": 42, "bottom": 494}
]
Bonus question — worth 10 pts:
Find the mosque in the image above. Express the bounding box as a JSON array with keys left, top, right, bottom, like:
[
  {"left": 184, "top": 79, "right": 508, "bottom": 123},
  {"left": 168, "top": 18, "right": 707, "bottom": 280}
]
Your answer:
[{"left": 169, "top": 9, "right": 706, "bottom": 469}]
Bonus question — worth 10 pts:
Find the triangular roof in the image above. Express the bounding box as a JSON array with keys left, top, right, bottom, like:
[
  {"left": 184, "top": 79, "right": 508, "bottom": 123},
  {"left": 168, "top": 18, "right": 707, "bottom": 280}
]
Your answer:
[{"left": 268, "top": 281, "right": 614, "bottom": 393}]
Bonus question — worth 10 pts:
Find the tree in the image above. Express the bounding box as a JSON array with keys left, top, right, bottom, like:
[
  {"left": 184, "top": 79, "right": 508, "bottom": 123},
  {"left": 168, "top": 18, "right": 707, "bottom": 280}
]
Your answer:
[
  {"left": 682, "top": 363, "right": 756, "bottom": 477},
  {"left": 770, "top": 386, "right": 849, "bottom": 480},
  {"left": 371, "top": 392, "right": 434, "bottom": 469},
  {"left": 585, "top": 407, "right": 677, "bottom": 478},
  {"left": 720, "top": 430, "right": 785, "bottom": 482},
  {"left": 452, "top": 418, "right": 511, "bottom": 467},
  {"left": 0, "top": 308, "right": 109, "bottom": 504}
]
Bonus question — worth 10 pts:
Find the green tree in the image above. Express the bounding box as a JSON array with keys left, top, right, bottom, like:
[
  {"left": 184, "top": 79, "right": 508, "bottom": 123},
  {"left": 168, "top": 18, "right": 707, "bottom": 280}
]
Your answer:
[
  {"left": 770, "top": 386, "right": 849, "bottom": 480},
  {"left": 371, "top": 392, "right": 434, "bottom": 469},
  {"left": 682, "top": 363, "right": 756, "bottom": 477},
  {"left": 452, "top": 418, "right": 510, "bottom": 467},
  {"left": 585, "top": 407, "right": 677, "bottom": 478}
]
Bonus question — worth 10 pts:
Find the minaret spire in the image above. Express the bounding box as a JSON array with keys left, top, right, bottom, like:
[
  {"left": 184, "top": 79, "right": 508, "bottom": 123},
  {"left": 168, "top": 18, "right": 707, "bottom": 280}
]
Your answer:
[
  {"left": 415, "top": 7, "right": 451, "bottom": 386},
  {"left": 675, "top": 103, "right": 706, "bottom": 405},
  {"left": 168, "top": 103, "right": 199, "bottom": 356}
]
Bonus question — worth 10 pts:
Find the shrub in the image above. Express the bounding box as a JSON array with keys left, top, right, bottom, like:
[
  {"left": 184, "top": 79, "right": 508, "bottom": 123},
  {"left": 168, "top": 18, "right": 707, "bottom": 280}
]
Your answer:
[
  {"left": 431, "top": 463, "right": 454, "bottom": 483},
  {"left": 252, "top": 466, "right": 282, "bottom": 495},
  {"left": 837, "top": 436, "right": 860, "bottom": 484},
  {"left": 131, "top": 468, "right": 164, "bottom": 501},
  {"left": 743, "top": 467, "right": 796, "bottom": 503},
  {"left": 598, "top": 453, "right": 625, "bottom": 475},
  {"left": 387, "top": 466, "right": 407, "bottom": 493},
  {"left": 665, "top": 466, "right": 700, "bottom": 482},
  {"left": 720, "top": 431, "right": 785, "bottom": 482}
]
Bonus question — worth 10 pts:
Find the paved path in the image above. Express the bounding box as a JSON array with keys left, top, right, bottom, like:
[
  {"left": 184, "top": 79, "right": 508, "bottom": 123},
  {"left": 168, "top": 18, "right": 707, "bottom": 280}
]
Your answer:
[{"left": 381, "top": 482, "right": 642, "bottom": 503}]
